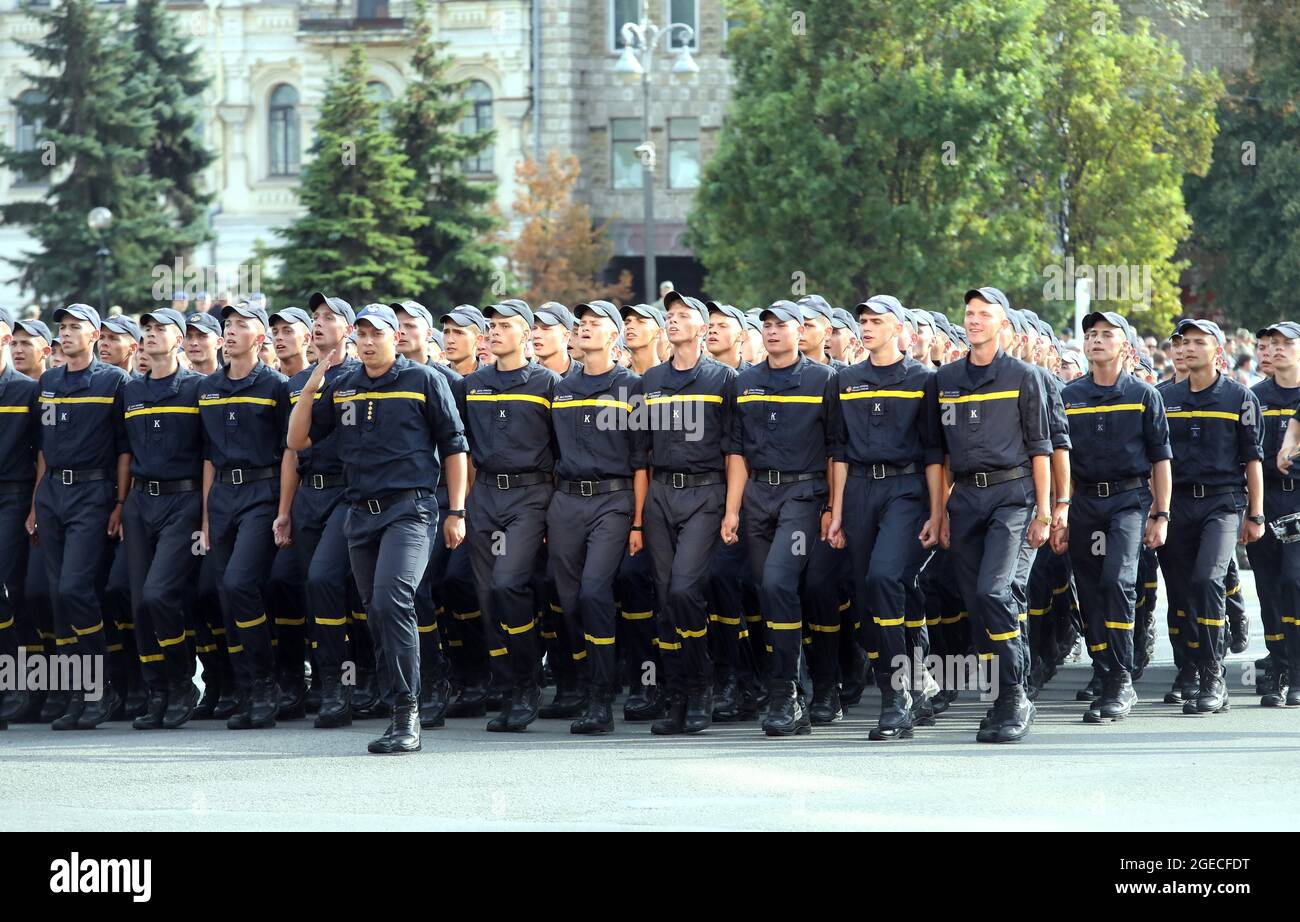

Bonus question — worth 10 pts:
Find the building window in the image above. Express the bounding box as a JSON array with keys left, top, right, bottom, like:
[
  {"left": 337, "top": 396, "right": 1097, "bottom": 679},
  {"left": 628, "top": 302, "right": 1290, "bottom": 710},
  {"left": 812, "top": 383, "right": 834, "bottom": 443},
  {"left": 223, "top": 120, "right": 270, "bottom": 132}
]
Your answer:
[
  {"left": 460, "top": 80, "right": 494, "bottom": 175},
  {"left": 15, "top": 89, "right": 46, "bottom": 183},
  {"left": 612, "top": 1, "right": 697, "bottom": 51},
  {"left": 666, "top": 0, "right": 698, "bottom": 49},
  {"left": 367, "top": 81, "right": 393, "bottom": 131},
  {"left": 668, "top": 117, "right": 699, "bottom": 189},
  {"left": 611, "top": 0, "right": 640, "bottom": 49},
  {"left": 358, "top": 0, "right": 390, "bottom": 17},
  {"left": 611, "top": 118, "right": 643, "bottom": 190},
  {"left": 269, "top": 83, "right": 300, "bottom": 177}
]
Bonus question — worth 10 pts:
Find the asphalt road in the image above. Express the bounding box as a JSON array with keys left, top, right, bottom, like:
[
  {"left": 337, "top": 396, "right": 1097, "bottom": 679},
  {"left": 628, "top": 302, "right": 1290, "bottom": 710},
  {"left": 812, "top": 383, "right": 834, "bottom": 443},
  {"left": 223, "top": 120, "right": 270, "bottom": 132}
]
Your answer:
[{"left": 2, "top": 566, "right": 1297, "bottom": 831}]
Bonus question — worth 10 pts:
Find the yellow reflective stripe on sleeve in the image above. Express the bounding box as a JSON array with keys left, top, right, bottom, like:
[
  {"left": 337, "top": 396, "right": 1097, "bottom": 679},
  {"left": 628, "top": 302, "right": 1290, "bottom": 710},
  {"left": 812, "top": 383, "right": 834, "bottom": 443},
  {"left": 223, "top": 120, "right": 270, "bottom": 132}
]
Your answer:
[
  {"left": 1064, "top": 403, "right": 1144, "bottom": 416},
  {"left": 235, "top": 615, "right": 267, "bottom": 629},
  {"left": 552, "top": 398, "right": 633, "bottom": 411},
  {"left": 1103, "top": 620, "right": 1134, "bottom": 630},
  {"left": 333, "top": 390, "right": 427, "bottom": 403},
  {"left": 158, "top": 633, "right": 187, "bottom": 648},
  {"left": 644, "top": 394, "right": 724, "bottom": 406},
  {"left": 736, "top": 394, "right": 823, "bottom": 404},
  {"left": 1264, "top": 408, "right": 1297, "bottom": 417},
  {"left": 873, "top": 616, "right": 905, "bottom": 627},
  {"left": 315, "top": 616, "right": 348, "bottom": 626},
  {"left": 584, "top": 633, "right": 617, "bottom": 645},
  {"left": 0, "top": 406, "right": 31, "bottom": 414},
  {"left": 465, "top": 393, "right": 550, "bottom": 408},
  {"left": 765, "top": 620, "right": 802, "bottom": 630},
  {"left": 939, "top": 390, "right": 1020, "bottom": 404},
  {"left": 199, "top": 396, "right": 277, "bottom": 407},
  {"left": 840, "top": 390, "right": 924, "bottom": 401},
  {"left": 620, "top": 609, "right": 654, "bottom": 621},
  {"left": 986, "top": 627, "right": 1020, "bottom": 641},
  {"left": 1166, "top": 410, "right": 1240, "bottom": 421},
  {"left": 288, "top": 392, "right": 324, "bottom": 405},
  {"left": 124, "top": 406, "right": 200, "bottom": 419},
  {"left": 41, "top": 396, "right": 115, "bottom": 405}
]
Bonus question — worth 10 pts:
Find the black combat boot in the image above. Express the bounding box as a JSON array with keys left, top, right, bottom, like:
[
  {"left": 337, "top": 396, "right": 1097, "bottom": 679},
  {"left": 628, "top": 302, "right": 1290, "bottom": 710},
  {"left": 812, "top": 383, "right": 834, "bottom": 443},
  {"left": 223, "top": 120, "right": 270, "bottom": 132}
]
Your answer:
[
  {"left": 247, "top": 676, "right": 279, "bottom": 728},
  {"left": 1165, "top": 663, "right": 1198, "bottom": 704},
  {"left": 809, "top": 682, "right": 843, "bottom": 725},
  {"left": 213, "top": 683, "right": 244, "bottom": 720},
  {"left": 447, "top": 679, "right": 489, "bottom": 718},
  {"left": 304, "top": 669, "right": 322, "bottom": 714},
  {"left": 839, "top": 648, "right": 870, "bottom": 707},
  {"left": 75, "top": 683, "right": 120, "bottom": 730},
  {"left": 1085, "top": 669, "right": 1136, "bottom": 723},
  {"left": 132, "top": 687, "right": 168, "bottom": 730},
  {"left": 624, "top": 682, "right": 666, "bottom": 722},
  {"left": 51, "top": 691, "right": 85, "bottom": 731},
  {"left": 1228, "top": 604, "right": 1249, "bottom": 655},
  {"left": 276, "top": 672, "right": 306, "bottom": 720},
  {"left": 123, "top": 681, "right": 148, "bottom": 720},
  {"left": 870, "top": 686, "right": 915, "bottom": 741},
  {"left": 538, "top": 675, "right": 587, "bottom": 719},
  {"left": 351, "top": 669, "right": 382, "bottom": 716},
  {"left": 226, "top": 692, "right": 253, "bottom": 730},
  {"left": 1261, "top": 668, "right": 1286, "bottom": 708},
  {"left": 314, "top": 673, "right": 352, "bottom": 728},
  {"left": 683, "top": 682, "right": 713, "bottom": 734},
  {"left": 571, "top": 685, "right": 615, "bottom": 735},
  {"left": 977, "top": 684, "right": 1034, "bottom": 743},
  {"left": 1187, "top": 664, "right": 1228, "bottom": 714},
  {"left": 762, "top": 680, "right": 811, "bottom": 737},
  {"left": 711, "top": 668, "right": 741, "bottom": 722},
  {"left": 41, "top": 691, "right": 70, "bottom": 724},
  {"left": 734, "top": 678, "right": 762, "bottom": 722},
  {"left": 504, "top": 681, "right": 542, "bottom": 732},
  {"left": 1076, "top": 663, "right": 1106, "bottom": 701},
  {"left": 650, "top": 690, "right": 687, "bottom": 735},
  {"left": 162, "top": 681, "right": 199, "bottom": 729},
  {"left": 369, "top": 694, "right": 421, "bottom": 754},
  {"left": 4, "top": 690, "right": 42, "bottom": 723},
  {"left": 419, "top": 670, "right": 453, "bottom": 729}
]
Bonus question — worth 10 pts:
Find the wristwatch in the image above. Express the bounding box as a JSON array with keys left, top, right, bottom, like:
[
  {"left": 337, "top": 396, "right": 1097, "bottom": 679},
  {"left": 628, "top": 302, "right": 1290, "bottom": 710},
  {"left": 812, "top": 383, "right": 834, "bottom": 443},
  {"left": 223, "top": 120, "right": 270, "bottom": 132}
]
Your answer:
[
  {"left": 1148, "top": 511, "right": 1169, "bottom": 521},
  {"left": 1248, "top": 514, "right": 1266, "bottom": 526},
  {"left": 447, "top": 509, "right": 466, "bottom": 518},
  {"left": 1035, "top": 513, "right": 1051, "bottom": 527}
]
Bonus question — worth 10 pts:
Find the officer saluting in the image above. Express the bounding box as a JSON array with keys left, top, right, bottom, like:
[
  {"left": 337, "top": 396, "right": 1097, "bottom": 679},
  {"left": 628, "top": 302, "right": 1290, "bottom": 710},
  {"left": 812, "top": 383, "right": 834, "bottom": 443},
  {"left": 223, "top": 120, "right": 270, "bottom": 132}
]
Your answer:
[
  {"left": 938, "top": 287, "right": 1053, "bottom": 744},
  {"left": 1057, "top": 311, "right": 1171, "bottom": 722},
  {"left": 289, "top": 304, "right": 468, "bottom": 754},
  {"left": 827, "top": 295, "right": 945, "bottom": 741},
  {"left": 120, "top": 308, "right": 205, "bottom": 729},
  {"left": 199, "top": 300, "right": 294, "bottom": 730},
  {"left": 28, "top": 303, "right": 131, "bottom": 729},
  {"left": 1160, "top": 319, "right": 1264, "bottom": 715}
]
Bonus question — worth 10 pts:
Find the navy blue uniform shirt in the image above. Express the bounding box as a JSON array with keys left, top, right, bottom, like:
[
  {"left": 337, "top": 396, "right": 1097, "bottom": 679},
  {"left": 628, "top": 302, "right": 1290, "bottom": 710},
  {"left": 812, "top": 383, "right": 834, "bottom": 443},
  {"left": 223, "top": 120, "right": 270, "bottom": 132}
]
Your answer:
[
  {"left": 1162, "top": 372, "right": 1263, "bottom": 487},
  {"left": 289, "top": 357, "right": 361, "bottom": 478},
  {"left": 454, "top": 360, "right": 560, "bottom": 475},
  {"left": 1252, "top": 376, "right": 1300, "bottom": 477},
  {"left": 936, "top": 349, "right": 1052, "bottom": 474},
  {"left": 0, "top": 363, "right": 41, "bottom": 482},
  {"left": 729, "top": 355, "right": 837, "bottom": 474},
  {"left": 309, "top": 355, "right": 468, "bottom": 502},
  {"left": 833, "top": 355, "right": 943, "bottom": 467},
  {"left": 1061, "top": 371, "right": 1171, "bottom": 482},
  {"left": 552, "top": 365, "right": 647, "bottom": 480},
  {"left": 198, "top": 361, "right": 290, "bottom": 471},
  {"left": 37, "top": 358, "right": 130, "bottom": 472},
  {"left": 640, "top": 353, "right": 737, "bottom": 473},
  {"left": 1038, "top": 367, "right": 1072, "bottom": 451},
  {"left": 123, "top": 367, "right": 205, "bottom": 481}
]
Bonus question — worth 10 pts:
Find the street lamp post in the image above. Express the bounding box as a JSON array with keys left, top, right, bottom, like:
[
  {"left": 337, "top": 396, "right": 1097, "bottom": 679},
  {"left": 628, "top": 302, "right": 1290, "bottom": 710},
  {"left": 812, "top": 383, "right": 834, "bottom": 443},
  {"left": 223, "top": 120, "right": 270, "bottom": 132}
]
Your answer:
[
  {"left": 613, "top": 8, "right": 699, "bottom": 304},
  {"left": 87, "top": 207, "right": 113, "bottom": 309}
]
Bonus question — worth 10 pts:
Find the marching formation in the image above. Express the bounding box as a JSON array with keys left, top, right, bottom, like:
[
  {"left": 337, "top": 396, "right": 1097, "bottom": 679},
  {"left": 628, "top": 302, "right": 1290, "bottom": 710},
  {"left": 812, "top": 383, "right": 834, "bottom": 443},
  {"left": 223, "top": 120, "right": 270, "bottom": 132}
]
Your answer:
[{"left": 0, "top": 284, "right": 1294, "bottom": 755}]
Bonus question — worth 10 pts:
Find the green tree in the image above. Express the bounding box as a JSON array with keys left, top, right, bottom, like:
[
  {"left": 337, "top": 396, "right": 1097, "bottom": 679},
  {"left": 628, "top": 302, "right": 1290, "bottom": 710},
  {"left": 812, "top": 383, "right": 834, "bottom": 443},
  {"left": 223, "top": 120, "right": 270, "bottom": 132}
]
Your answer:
[
  {"left": 0, "top": 0, "right": 180, "bottom": 309},
  {"left": 389, "top": 0, "right": 504, "bottom": 312},
  {"left": 264, "top": 45, "right": 433, "bottom": 307},
  {"left": 131, "top": 0, "right": 214, "bottom": 247},
  {"left": 1186, "top": 0, "right": 1300, "bottom": 332}
]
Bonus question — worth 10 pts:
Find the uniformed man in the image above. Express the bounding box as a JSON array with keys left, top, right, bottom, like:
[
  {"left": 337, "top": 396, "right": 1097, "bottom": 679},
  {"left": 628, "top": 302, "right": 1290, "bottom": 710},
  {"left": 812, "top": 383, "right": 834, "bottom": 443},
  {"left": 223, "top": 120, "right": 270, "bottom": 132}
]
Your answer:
[
  {"left": 1248, "top": 321, "right": 1300, "bottom": 707},
  {"left": 99, "top": 315, "right": 141, "bottom": 375},
  {"left": 441, "top": 305, "right": 487, "bottom": 379},
  {"left": 270, "top": 307, "right": 312, "bottom": 379},
  {"left": 11, "top": 320, "right": 52, "bottom": 379},
  {"left": 455, "top": 300, "right": 560, "bottom": 732},
  {"left": 622, "top": 304, "right": 665, "bottom": 376},
  {"left": 27, "top": 303, "right": 131, "bottom": 729},
  {"left": 546, "top": 300, "right": 647, "bottom": 733},
  {"left": 827, "top": 295, "right": 944, "bottom": 740},
  {"left": 532, "top": 302, "right": 582, "bottom": 378},
  {"left": 938, "top": 287, "right": 1052, "bottom": 743},
  {"left": 1160, "top": 318, "right": 1264, "bottom": 715},
  {"left": 184, "top": 313, "right": 224, "bottom": 375},
  {"left": 120, "top": 308, "right": 205, "bottom": 729},
  {"left": 0, "top": 307, "right": 41, "bottom": 730},
  {"left": 288, "top": 303, "right": 468, "bottom": 754},
  {"left": 1058, "top": 311, "right": 1171, "bottom": 722},
  {"left": 641, "top": 291, "right": 738, "bottom": 735},
  {"left": 828, "top": 309, "right": 862, "bottom": 366},
  {"left": 199, "top": 301, "right": 293, "bottom": 729}
]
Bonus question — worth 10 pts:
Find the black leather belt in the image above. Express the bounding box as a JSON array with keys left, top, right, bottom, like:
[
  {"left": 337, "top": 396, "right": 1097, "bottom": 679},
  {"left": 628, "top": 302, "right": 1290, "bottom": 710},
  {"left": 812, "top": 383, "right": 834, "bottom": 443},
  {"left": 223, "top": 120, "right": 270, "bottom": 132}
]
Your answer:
[
  {"left": 653, "top": 470, "right": 725, "bottom": 489},
  {"left": 354, "top": 488, "right": 429, "bottom": 516},
  {"left": 956, "top": 466, "right": 1030, "bottom": 488},
  {"left": 132, "top": 477, "right": 199, "bottom": 496},
  {"left": 558, "top": 477, "right": 633, "bottom": 496},
  {"left": 749, "top": 469, "right": 826, "bottom": 486},
  {"left": 847, "top": 462, "right": 919, "bottom": 480},
  {"left": 305, "top": 473, "right": 345, "bottom": 490},
  {"left": 483, "top": 471, "right": 551, "bottom": 491},
  {"left": 1266, "top": 477, "right": 1297, "bottom": 493},
  {"left": 216, "top": 465, "right": 278, "bottom": 486},
  {"left": 51, "top": 468, "right": 110, "bottom": 485},
  {"left": 0, "top": 481, "right": 32, "bottom": 495},
  {"left": 1175, "top": 483, "right": 1242, "bottom": 499},
  {"left": 1075, "top": 477, "right": 1144, "bottom": 498}
]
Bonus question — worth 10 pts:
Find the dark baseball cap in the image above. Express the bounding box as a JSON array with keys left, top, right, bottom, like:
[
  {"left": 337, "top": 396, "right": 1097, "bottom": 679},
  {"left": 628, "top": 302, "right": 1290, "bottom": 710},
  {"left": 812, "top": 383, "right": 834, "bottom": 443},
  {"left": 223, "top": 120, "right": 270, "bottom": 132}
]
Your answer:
[
  {"left": 355, "top": 303, "right": 400, "bottom": 332},
  {"left": 743, "top": 314, "right": 762, "bottom": 334},
  {"left": 705, "top": 301, "right": 748, "bottom": 330},
  {"left": 186, "top": 312, "right": 222, "bottom": 336},
  {"left": 1082, "top": 311, "right": 1130, "bottom": 333},
  {"left": 964, "top": 287, "right": 1011, "bottom": 313},
  {"left": 574, "top": 300, "right": 625, "bottom": 336},
  {"left": 929, "top": 311, "right": 954, "bottom": 339},
  {"left": 14, "top": 319, "right": 51, "bottom": 341},
  {"left": 909, "top": 310, "right": 935, "bottom": 332},
  {"left": 831, "top": 308, "right": 857, "bottom": 332},
  {"left": 440, "top": 305, "right": 488, "bottom": 333},
  {"left": 621, "top": 303, "right": 666, "bottom": 329},
  {"left": 663, "top": 291, "right": 709, "bottom": 325},
  {"left": 1257, "top": 321, "right": 1300, "bottom": 340},
  {"left": 429, "top": 329, "right": 445, "bottom": 351},
  {"left": 53, "top": 303, "right": 102, "bottom": 330},
  {"left": 484, "top": 299, "right": 535, "bottom": 328},
  {"left": 139, "top": 308, "right": 187, "bottom": 335},
  {"left": 760, "top": 300, "right": 804, "bottom": 325},
  {"left": 855, "top": 295, "right": 908, "bottom": 324},
  {"left": 1176, "top": 318, "right": 1225, "bottom": 346},
  {"left": 535, "top": 301, "right": 576, "bottom": 331},
  {"left": 221, "top": 301, "right": 270, "bottom": 329},
  {"left": 797, "top": 294, "right": 835, "bottom": 325},
  {"left": 269, "top": 307, "right": 313, "bottom": 330},
  {"left": 391, "top": 300, "right": 435, "bottom": 330},
  {"left": 308, "top": 291, "right": 356, "bottom": 324}
]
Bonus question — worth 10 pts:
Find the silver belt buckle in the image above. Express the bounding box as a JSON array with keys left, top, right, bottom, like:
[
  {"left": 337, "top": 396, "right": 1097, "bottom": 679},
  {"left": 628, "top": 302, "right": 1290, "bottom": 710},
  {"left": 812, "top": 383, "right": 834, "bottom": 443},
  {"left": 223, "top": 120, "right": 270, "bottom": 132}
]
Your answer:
[
  {"left": 148, "top": 481, "right": 161, "bottom": 496},
  {"left": 580, "top": 480, "right": 594, "bottom": 497},
  {"left": 974, "top": 471, "right": 988, "bottom": 488},
  {"left": 871, "top": 463, "right": 886, "bottom": 480},
  {"left": 1285, "top": 479, "right": 1295, "bottom": 493},
  {"left": 496, "top": 473, "right": 510, "bottom": 490},
  {"left": 671, "top": 472, "right": 686, "bottom": 489},
  {"left": 311, "top": 474, "right": 325, "bottom": 490},
  {"left": 1193, "top": 483, "right": 1205, "bottom": 499},
  {"left": 230, "top": 468, "right": 244, "bottom": 486},
  {"left": 367, "top": 498, "right": 382, "bottom": 515},
  {"left": 1097, "top": 482, "right": 1110, "bottom": 498},
  {"left": 767, "top": 470, "right": 780, "bottom": 486},
  {"left": 61, "top": 469, "right": 73, "bottom": 485}
]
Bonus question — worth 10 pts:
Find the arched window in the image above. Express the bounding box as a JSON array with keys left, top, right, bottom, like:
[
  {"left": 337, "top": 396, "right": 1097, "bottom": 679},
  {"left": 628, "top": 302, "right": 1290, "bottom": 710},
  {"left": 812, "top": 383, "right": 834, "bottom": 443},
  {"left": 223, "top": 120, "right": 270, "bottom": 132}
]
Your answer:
[
  {"left": 367, "top": 80, "right": 393, "bottom": 131},
  {"left": 268, "top": 83, "right": 300, "bottom": 177},
  {"left": 460, "top": 80, "right": 494, "bottom": 175}
]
